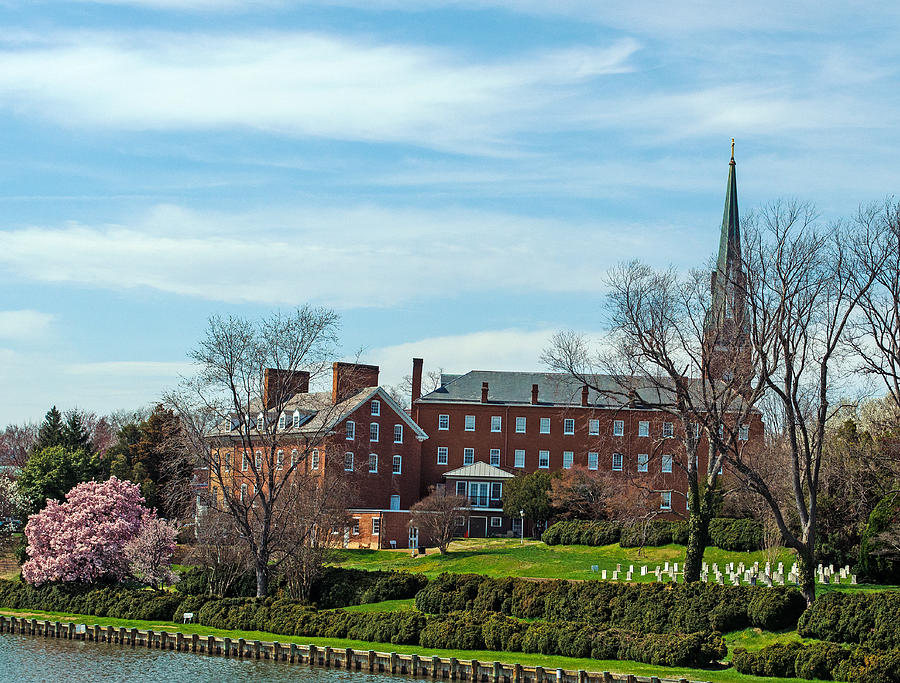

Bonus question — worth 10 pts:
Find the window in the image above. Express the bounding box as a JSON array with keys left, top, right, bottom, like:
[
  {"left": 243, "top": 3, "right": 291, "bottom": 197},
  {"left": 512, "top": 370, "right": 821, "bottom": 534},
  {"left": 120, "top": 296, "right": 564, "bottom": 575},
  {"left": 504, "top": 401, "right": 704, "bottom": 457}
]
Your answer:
[
  {"left": 563, "top": 451, "right": 574, "bottom": 469},
  {"left": 276, "top": 449, "right": 284, "bottom": 469},
  {"left": 638, "top": 421, "right": 649, "bottom": 437},
  {"left": 438, "top": 414, "right": 449, "bottom": 430},
  {"left": 455, "top": 516, "right": 466, "bottom": 527},
  {"left": 539, "top": 450, "right": 550, "bottom": 468},
  {"left": 465, "top": 415, "right": 475, "bottom": 431},
  {"left": 254, "top": 451, "right": 262, "bottom": 469},
  {"left": 514, "top": 449, "right": 525, "bottom": 468},
  {"left": 491, "top": 416, "right": 502, "bottom": 432},
  {"left": 240, "top": 483, "right": 248, "bottom": 503},
  {"left": 663, "top": 422, "right": 674, "bottom": 438},
  {"left": 515, "top": 417, "right": 526, "bottom": 433},
  {"left": 662, "top": 454, "right": 673, "bottom": 473},
  {"left": 660, "top": 491, "right": 672, "bottom": 510},
  {"left": 371, "top": 400, "right": 381, "bottom": 416},
  {"left": 344, "top": 452, "right": 354, "bottom": 471},
  {"left": 372, "top": 518, "right": 380, "bottom": 534},
  {"left": 370, "top": 422, "right": 379, "bottom": 442},
  {"left": 491, "top": 517, "right": 502, "bottom": 528},
  {"left": 241, "top": 453, "right": 248, "bottom": 471},
  {"left": 346, "top": 421, "right": 355, "bottom": 440},
  {"left": 456, "top": 481, "right": 467, "bottom": 496},
  {"left": 368, "top": 454, "right": 378, "bottom": 473},
  {"left": 739, "top": 424, "right": 750, "bottom": 441},
  {"left": 290, "top": 449, "right": 298, "bottom": 467},
  {"left": 352, "top": 519, "right": 360, "bottom": 535},
  {"left": 588, "top": 452, "right": 599, "bottom": 470},
  {"left": 490, "top": 482, "right": 503, "bottom": 500},
  {"left": 637, "top": 453, "right": 649, "bottom": 472},
  {"left": 278, "top": 414, "right": 286, "bottom": 429},
  {"left": 512, "top": 518, "right": 523, "bottom": 534},
  {"left": 293, "top": 412, "right": 300, "bottom": 428},
  {"left": 469, "top": 482, "right": 489, "bottom": 507},
  {"left": 390, "top": 494, "right": 400, "bottom": 510},
  {"left": 393, "top": 424, "right": 403, "bottom": 443},
  {"left": 564, "top": 419, "right": 575, "bottom": 435},
  {"left": 612, "top": 453, "right": 623, "bottom": 471},
  {"left": 437, "top": 447, "right": 448, "bottom": 465},
  {"left": 463, "top": 448, "right": 474, "bottom": 465},
  {"left": 393, "top": 455, "right": 402, "bottom": 474},
  {"left": 490, "top": 448, "right": 501, "bottom": 466},
  {"left": 613, "top": 420, "right": 624, "bottom": 436},
  {"left": 589, "top": 419, "right": 600, "bottom": 435},
  {"left": 540, "top": 418, "right": 550, "bottom": 434},
  {"left": 224, "top": 452, "right": 232, "bottom": 471},
  {"left": 311, "top": 449, "right": 320, "bottom": 470}
]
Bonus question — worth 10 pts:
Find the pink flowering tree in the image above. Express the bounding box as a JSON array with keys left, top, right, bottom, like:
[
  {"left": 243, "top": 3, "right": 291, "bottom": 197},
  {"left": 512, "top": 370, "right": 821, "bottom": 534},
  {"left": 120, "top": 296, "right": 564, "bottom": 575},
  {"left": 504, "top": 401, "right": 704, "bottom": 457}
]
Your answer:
[
  {"left": 124, "top": 516, "right": 179, "bottom": 589},
  {"left": 22, "top": 477, "right": 151, "bottom": 585}
]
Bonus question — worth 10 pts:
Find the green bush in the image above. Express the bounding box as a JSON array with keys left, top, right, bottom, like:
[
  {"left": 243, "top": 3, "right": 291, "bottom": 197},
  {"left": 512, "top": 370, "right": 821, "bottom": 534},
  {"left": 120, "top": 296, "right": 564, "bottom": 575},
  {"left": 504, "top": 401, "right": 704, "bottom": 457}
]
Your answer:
[
  {"left": 541, "top": 520, "right": 621, "bottom": 546},
  {"left": 310, "top": 567, "right": 428, "bottom": 608},
  {"left": 709, "top": 518, "right": 763, "bottom": 551},
  {"left": 619, "top": 520, "right": 689, "bottom": 547},
  {"left": 858, "top": 493, "right": 900, "bottom": 583},
  {"left": 797, "top": 591, "right": 900, "bottom": 649},
  {"left": 416, "top": 573, "right": 805, "bottom": 634},
  {"left": 543, "top": 517, "right": 762, "bottom": 551},
  {"left": 732, "top": 641, "right": 900, "bottom": 682}
]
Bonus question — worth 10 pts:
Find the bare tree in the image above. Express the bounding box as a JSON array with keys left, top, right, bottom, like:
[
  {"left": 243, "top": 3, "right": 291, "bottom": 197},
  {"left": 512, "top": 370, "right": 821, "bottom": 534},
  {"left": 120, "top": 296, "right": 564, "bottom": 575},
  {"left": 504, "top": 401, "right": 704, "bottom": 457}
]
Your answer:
[
  {"left": 409, "top": 487, "right": 469, "bottom": 555},
  {"left": 166, "top": 307, "right": 355, "bottom": 597},
  {"left": 388, "top": 368, "right": 444, "bottom": 410},
  {"left": 549, "top": 466, "right": 614, "bottom": 520},
  {"left": 0, "top": 423, "right": 37, "bottom": 467},
  {"left": 723, "top": 201, "right": 887, "bottom": 604},
  {"left": 190, "top": 507, "right": 254, "bottom": 597}
]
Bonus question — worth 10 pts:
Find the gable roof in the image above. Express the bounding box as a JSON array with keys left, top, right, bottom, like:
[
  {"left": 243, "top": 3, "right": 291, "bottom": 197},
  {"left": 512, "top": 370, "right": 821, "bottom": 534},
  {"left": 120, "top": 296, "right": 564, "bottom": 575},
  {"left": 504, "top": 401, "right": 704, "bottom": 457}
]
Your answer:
[{"left": 442, "top": 462, "right": 516, "bottom": 479}]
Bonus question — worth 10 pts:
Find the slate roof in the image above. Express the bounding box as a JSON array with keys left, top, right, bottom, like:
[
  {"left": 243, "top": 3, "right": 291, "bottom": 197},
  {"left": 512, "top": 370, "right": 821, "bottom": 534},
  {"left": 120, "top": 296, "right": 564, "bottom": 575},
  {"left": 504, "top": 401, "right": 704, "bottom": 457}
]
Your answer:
[{"left": 442, "top": 462, "right": 516, "bottom": 479}]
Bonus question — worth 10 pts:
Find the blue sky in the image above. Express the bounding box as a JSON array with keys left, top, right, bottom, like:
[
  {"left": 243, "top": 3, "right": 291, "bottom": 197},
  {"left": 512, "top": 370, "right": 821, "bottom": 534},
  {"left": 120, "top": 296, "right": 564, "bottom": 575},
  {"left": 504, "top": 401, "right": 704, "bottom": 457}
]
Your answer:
[{"left": 1, "top": 1, "right": 899, "bottom": 423}]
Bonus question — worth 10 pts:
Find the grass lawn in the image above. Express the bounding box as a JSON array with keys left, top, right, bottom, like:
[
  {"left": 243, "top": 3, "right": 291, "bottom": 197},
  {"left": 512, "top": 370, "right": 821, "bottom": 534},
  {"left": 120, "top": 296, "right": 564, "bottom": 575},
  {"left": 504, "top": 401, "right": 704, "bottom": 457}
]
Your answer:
[
  {"left": 340, "top": 598, "right": 416, "bottom": 612},
  {"left": 0, "top": 606, "right": 826, "bottom": 683}
]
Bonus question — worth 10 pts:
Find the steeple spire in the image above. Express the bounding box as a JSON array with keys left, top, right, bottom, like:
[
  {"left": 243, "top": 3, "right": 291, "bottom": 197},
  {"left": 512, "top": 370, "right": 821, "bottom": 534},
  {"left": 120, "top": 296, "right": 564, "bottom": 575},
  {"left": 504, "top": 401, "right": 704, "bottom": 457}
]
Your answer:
[{"left": 716, "top": 139, "right": 741, "bottom": 287}]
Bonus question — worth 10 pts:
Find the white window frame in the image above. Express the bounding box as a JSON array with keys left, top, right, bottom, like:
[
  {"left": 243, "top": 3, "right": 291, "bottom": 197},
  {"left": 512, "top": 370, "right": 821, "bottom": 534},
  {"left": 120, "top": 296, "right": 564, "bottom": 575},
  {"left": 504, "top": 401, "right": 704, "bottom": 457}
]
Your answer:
[
  {"left": 638, "top": 421, "right": 649, "bottom": 437},
  {"left": 390, "top": 494, "right": 401, "bottom": 510},
  {"left": 465, "top": 415, "right": 476, "bottom": 432},
  {"left": 587, "top": 452, "right": 598, "bottom": 470},
  {"left": 278, "top": 414, "right": 286, "bottom": 429},
  {"left": 739, "top": 424, "right": 750, "bottom": 441},
  {"left": 613, "top": 420, "right": 624, "bottom": 436},
  {"left": 344, "top": 452, "right": 354, "bottom": 471},
  {"left": 661, "top": 454, "right": 673, "bottom": 473},
  {"left": 368, "top": 453, "right": 378, "bottom": 473},
  {"left": 491, "top": 415, "right": 502, "bottom": 432},
  {"left": 612, "top": 452, "right": 623, "bottom": 471},
  {"left": 293, "top": 412, "right": 300, "bottom": 428},
  {"left": 538, "top": 450, "right": 550, "bottom": 469},
  {"left": 371, "top": 400, "right": 381, "bottom": 416},
  {"left": 490, "top": 482, "right": 503, "bottom": 500},
  {"left": 352, "top": 519, "right": 360, "bottom": 535},
  {"left": 372, "top": 517, "right": 380, "bottom": 534},
  {"left": 240, "top": 483, "right": 248, "bottom": 503},
  {"left": 241, "top": 452, "right": 248, "bottom": 471},
  {"left": 637, "top": 453, "right": 649, "bottom": 473},
  {"left": 276, "top": 449, "right": 284, "bottom": 470},
  {"left": 463, "top": 448, "right": 474, "bottom": 465},
  {"left": 515, "top": 417, "right": 526, "bottom": 433},
  {"left": 311, "top": 449, "right": 319, "bottom": 470},
  {"left": 438, "top": 414, "right": 449, "bottom": 430},
  {"left": 589, "top": 419, "right": 600, "bottom": 435},
  {"left": 514, "top": 449, "right": 525, "bottom": 468},
  {"left": 490, "top": 516, "right": 502, "bottom": 528},
  {"left": 660, "top": 491, "right": 672, "bottom": 510},
  {"left": 456, "top": 481, "right": 467, "bottom": 497},
  {"left": 563, "top": 451, "right": 574, "bottom": 469},
  {"left": 563, "top": 418, "right": 575, "bottom": 435},
  {"left": 370, "top": 422, "right": 379, "bottom": 442},
  {"left": 437, "top": 447, "right": 448, "bottom": 465},
  {"left": 224, "top": 452, "right": 231, "bottom": 472},
  {"left": 490, "top": 448, "right": 501, "bottom": 467},
  {"left": 254, "top": 450, "right": 262, "bottom": 469},
  {"left": 392, "top": 454, "right": 402, "bottom": 474},
  {"left": 662, "top": 422, "right": 674, "bottom": 438},
  {"left": 540, "top": 418, "right": 551, "bottom": 434},
  {"left": 394, "top": 424, "right": 403, "bottom": 443},
  {"left": 290, "top": 449, "right": 298, "bottom": 467},
  {"left": 346, "top": 420, "right": 355, "bottom": 440}
]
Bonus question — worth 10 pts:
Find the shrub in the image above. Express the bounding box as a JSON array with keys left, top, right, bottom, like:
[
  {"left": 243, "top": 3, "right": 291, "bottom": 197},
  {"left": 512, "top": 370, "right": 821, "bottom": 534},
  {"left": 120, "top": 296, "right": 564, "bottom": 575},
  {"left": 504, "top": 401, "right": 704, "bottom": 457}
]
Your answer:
[
  {"left": 416, "top": 573, "right": 805, "bottom": 634},
  {"left": 310, "top": 567, "right": 428, "bottom": 608},
  {"left": 542, "top": 520, "right": 620, "bottom": 546},
  {"left": 709, "top": 518, "right": 763, "bottom": 551},
  {"left": 797, "top": 591, "right": 900, "bottom": 649},
  {"left": 858, "top": 493, "right": 900, "bottom": 583}
]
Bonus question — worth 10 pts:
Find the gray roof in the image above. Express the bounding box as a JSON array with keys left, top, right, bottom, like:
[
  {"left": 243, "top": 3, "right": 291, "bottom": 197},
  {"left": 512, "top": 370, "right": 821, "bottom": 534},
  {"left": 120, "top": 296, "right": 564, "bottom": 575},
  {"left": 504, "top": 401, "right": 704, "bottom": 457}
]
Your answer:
[
  {"left": 443, "top": 462, "right": 516, "bottom": 479},
  {"left": 419, "top": 370, "right": 674, "bottom": 409}
]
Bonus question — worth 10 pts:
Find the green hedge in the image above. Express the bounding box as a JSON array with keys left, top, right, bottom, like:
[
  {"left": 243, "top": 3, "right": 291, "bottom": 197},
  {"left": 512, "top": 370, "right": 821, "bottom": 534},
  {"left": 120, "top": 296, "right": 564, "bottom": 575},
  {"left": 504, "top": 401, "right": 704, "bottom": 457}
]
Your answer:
[
  {"left": 797, "top": 590, "right": 900, "bottom": 649},
  {"left": 0, "top": 580, "right": 184, "bottom": 622},
  {"left": 415, "top": 574, "right": 806, "bottom": 633},
  {"left": 542, "top": 518, "right": 762, "bottom": 551},
  {"left": 733, "top": 642, "right": 900, "bottom": 682}
]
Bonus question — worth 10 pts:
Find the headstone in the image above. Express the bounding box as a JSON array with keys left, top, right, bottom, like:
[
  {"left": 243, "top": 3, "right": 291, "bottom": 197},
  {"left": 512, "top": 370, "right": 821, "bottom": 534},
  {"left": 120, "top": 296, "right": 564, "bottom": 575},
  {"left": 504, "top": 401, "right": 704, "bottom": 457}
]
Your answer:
[
  {"left": 625, "top": 571, "right": 633, "bottom": 581},
  {"left": 601, "top": 570, "right": 607, "bottom": 580},
  {"left": 640, "top": 566, "right": 647, "bottom": 576},
  {"left": 851, "top": 575, "right": 858, "bottom": 584},
  {"left": 612, "top": 571, "right": 619, "bottom": 581}
]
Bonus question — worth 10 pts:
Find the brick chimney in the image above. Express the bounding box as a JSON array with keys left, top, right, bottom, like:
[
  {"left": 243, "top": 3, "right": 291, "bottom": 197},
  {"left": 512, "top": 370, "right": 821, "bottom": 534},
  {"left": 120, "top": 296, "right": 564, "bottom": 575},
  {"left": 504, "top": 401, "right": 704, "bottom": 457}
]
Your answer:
[
  {"left": 581, "top": 385, "right": 589, "bottom": 407},
  {"left": 481, "top": 382, "right": 489, "bottom": 403},
  {"left": 263, "top": 368, "right": 310, "bottom": 409},
  {"left": 411, "top": 358, "right": 424, "bottom": 405},
  {"left": 531, "top": 383, "right": 539, "bottom": 405},
  {"left": 332, "top": 362, "right": 380, "bottom": 404}
]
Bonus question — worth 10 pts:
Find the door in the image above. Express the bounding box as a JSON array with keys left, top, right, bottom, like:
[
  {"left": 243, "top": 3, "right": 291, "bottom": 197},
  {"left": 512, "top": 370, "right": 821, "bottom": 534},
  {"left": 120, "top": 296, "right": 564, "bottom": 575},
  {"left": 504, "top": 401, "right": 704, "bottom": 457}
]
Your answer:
[
  {"left": 468, "top": 516, "right": 487, "bottom": 538},
  {"left": 408, "top": 526, "right": 419, "bottom": 549}
]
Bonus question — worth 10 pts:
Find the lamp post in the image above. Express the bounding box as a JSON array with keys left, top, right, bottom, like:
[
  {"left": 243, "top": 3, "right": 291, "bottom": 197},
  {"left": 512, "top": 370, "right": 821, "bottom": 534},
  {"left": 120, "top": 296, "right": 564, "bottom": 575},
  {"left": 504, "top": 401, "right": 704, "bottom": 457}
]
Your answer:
[{"left": 519, "top": 509, "right": 524, "bottom": 545}]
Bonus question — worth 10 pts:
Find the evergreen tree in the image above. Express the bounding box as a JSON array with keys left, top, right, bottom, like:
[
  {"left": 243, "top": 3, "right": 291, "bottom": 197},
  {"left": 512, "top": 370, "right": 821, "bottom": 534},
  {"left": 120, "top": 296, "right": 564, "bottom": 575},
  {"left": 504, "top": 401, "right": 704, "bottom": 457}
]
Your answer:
[
  {"left": 62, "top": 410, "right": 95, "bottom": 454},
  {"left": 18, "top": 445, "right": 107, "bottom": 512},
  {"left": 31, "top": 406, "right": 65, "bottom": 454}
]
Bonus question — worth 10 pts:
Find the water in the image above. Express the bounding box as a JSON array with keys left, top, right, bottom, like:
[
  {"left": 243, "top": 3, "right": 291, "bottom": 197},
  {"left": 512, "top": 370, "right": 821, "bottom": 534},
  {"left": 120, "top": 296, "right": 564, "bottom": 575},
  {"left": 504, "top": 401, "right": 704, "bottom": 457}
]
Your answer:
[{"left": 0, "top": 634, "right": 407, "bottom": 683}]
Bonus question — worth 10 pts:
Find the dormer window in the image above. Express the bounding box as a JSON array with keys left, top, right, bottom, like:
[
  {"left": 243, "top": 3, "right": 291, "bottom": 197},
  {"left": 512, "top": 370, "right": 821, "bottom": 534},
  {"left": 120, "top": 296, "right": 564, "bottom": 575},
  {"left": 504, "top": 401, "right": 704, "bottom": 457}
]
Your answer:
[
  {"left": 371, "top": 400, "right": 381, "bottom": 416},
  {"left": 257, "top": 412, "right": 264, "bottom": 428},
  {"left": 278, "top": 414, "right": 286, "bottom": 429},
  {"left": 293, "top": 411, "right": 300, "bottom": 428}
]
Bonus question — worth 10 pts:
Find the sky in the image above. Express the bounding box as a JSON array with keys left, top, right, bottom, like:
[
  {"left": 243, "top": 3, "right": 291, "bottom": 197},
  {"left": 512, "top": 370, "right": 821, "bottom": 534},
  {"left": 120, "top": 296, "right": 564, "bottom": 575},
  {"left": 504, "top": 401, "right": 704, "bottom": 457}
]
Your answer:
[{"left": 1, "top": 1, "right": 899, "bottom": 424}]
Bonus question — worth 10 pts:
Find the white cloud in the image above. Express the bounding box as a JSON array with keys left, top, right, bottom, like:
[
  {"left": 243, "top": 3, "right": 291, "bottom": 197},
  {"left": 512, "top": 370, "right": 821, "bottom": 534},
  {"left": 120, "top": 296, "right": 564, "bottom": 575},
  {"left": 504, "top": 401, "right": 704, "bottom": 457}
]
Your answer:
[
  {"left": 0, "top": 310, "right": 54, "bottom": 341},
  {"left": 0, "top": 31, "right": 637, "bottom": 153},
  {"left": 0, "top": 203, "right": 678, "bottom": 307}
]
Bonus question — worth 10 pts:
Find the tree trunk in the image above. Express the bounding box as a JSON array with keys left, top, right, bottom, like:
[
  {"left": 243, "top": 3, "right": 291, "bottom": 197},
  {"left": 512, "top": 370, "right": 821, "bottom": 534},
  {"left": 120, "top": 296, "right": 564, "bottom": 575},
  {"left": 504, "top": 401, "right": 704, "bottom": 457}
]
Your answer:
[
  {"left": 255, "top": 562, "right": 268, "bottom": 598},
  {"left": 797, "top": 545, "right": 816, "bottom": 606},
  {"left": 684, "top": 486, "right": 712, "bottom": 583}
]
